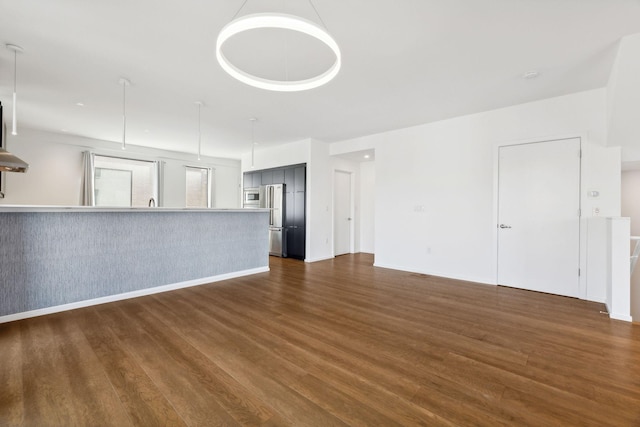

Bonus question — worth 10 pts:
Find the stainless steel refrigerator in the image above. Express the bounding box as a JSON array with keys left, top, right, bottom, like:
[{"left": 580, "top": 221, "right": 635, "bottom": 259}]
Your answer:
[{"left": 260, "top": 183, "right": 285, "bottom": 256}]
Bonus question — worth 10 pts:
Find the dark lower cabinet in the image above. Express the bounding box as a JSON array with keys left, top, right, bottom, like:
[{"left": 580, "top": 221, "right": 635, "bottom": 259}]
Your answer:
[
  {"left": 285, "top": 226, "right": 305, "bottom": 260},
  {"left": 244, "top": 164, "right": 306, "bottom": 260}
]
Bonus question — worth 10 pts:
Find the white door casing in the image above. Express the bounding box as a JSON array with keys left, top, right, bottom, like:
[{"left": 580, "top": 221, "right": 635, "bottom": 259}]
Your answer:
[
  {"left": 334, "top": 170, "right": 352, "bottom": 256},
  {"left": 497, "top": 138, "right": 581, "bottom": 298}
]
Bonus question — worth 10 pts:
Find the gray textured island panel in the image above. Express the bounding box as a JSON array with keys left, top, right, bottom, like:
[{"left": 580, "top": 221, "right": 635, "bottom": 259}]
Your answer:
[{"left": 0, "top": 210, "right": 269, "bottom": 316}]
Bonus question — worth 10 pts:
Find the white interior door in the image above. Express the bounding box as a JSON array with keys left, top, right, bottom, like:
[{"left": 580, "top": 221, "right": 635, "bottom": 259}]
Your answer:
[
  {"left": 334, "top": 171, "right": 352, "bottom": 256},
  {"left": 497, "top": 138, "right": 581, "bottom": 297}
]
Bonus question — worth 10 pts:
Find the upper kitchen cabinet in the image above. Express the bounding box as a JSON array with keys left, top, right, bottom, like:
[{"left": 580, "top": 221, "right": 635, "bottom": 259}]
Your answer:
[
  {"left": 284, "top": 168, "right": 295, "bottom": 189},
  {"left": 243, "top": 172, "right": 258, "bottom": 188},
  {"left": 294, "top": 166, "right": 305, "bottom": 192},
  {"left": 261, "top": 170, "right": 273, "bottom": 185},
  {"left": 272, "top": 169, "right": 285, "bottom": 185}
]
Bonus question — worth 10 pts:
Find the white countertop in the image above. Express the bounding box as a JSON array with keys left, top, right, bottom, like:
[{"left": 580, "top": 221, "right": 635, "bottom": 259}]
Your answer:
[{"left": 0, "top": 205, "right": 269, "bottom": 213}]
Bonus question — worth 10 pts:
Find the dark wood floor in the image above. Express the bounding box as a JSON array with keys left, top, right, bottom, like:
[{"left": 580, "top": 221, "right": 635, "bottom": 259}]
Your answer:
[{"left": 1, "top": 254, "right": 639, "bottom": 426}]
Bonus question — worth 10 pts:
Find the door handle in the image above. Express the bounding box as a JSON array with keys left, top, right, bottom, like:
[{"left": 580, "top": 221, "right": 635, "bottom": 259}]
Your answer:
[{"left": 499, "top": 224, "right": 512, "bottom": 229}]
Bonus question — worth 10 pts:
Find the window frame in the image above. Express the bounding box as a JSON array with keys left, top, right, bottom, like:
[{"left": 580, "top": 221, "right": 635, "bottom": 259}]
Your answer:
[
  {"left": 185, "top": 165, "right": 213, "bottom": 208},
  {"left": 90, "top": 153, "right": 159, "bottom": 207}
]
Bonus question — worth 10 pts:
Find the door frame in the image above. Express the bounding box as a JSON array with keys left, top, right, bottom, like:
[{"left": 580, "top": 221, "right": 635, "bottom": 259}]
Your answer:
[
  {"left": 332, "top": 169, "right": 355, "bottom": 256},
  {"left": 492, "top": 133, "right": 587, "bottom": 299}
]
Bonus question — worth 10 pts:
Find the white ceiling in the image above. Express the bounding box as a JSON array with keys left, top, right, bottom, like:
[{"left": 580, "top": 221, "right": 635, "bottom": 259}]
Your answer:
[{"left": 1, "top": 0, "right": 639, "bottom": 160}]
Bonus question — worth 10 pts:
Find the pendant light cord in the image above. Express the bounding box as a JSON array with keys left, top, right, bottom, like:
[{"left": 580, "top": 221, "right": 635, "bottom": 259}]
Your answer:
[
  {"left": 197, "top": 103, "right": 202, "bottom": 160},
  {"left": 250, "top": 118, "right": 256, "bottom": 168},
  {"left": 232, "top": 0, "right": 327, "bottom": 29},
  {"left": 6, "top": 45, "right": 23, "bottom": 136},
  {"left": 308, "top": 0, "right": 328, "bottom": 30},
  {"left": 13, "top": 49, "right": 17, "bottom": 93},
  {"left": 231, "top": 0, "right": 249, "bottom": 20},
  {"left": 12, "top": 49, "right": 17, "bottom": 135},
  {"left": 122, "top": 80, "right": 127, "bottom": 150}
]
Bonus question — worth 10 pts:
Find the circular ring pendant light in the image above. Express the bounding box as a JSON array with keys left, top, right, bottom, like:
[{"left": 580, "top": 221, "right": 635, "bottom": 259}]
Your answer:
[{"left": 216, "top": 13, "right": 341, "bottom": 92}]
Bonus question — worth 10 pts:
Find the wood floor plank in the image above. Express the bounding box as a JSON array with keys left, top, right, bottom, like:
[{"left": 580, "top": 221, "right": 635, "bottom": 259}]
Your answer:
[
  {"left": 72, "top": 308, "right": 188, "bottom": 427},
  {"left": 0, "top": 321, "right": 24, "bottom": 426},
  {"left": 94, "top": 302, "right": 267, "bottom": 426},
  {"left": 181, "top": 281, "right": 531, "bottom": 425},
  {"left": 183, "top": 283, "right": 424, "bottom": 399},
  {"left": 2, "top": 253, "right": 640, "bottom": 426},
  {"left": 446, "top": 352, "right": 639, "bottom": 426},
  {"left": 144, "top": 293, "right": 357, "bottom": 426},
  {"left": 20, "top": 314, "right": 132, "bottom": 426},
  {"left": 151, "top": 291, "right": 447, "bottom": 426}
]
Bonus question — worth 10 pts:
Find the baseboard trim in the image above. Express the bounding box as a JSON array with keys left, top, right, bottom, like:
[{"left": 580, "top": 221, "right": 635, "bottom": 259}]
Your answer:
[
  {"left": 305, "top": 256, "right": 335, "bottom": 263},
  {"left": 609, "top": 312, "right": 633, "bottom": 322},
  {"left": 0, "top": 266, "right": 270, "bottom": 324},
  {"left": 373, "top": 262, "right": 495, "bottom": 286}
]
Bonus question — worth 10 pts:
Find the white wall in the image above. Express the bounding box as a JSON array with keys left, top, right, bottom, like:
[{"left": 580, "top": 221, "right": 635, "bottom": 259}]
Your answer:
[
  {"left": 241, "top": 139, "right": 311, "bottom": 175},
  {"left": 308, "top": 140, "right": 333, "bottom": 261},
  {"left": 333, "top": 88, "right": 615, "bottom": 287},
  {"left": 585, "top": 218, "right": 608, "bottom": 304},
  {"left": 579, "top": 144, "right": 622, "bottom": 302},
  {"left": 359, "top": 161, "right": 375, "bottom": 254},
  {"left": 607, "top": 217, "right": 632, "bottom": 321},
  {"left": 1, "top": 130, "right": 84, "bottom": 205},
  {"left": 0, "top": 128, "right": 240, "bottom": 208},
  {"left": 621, "top": 170, "right": 640, "bottom": 320},
  {"left": 607, "top": 33, "right": 640, "bottom": 162},
  {"left": 583, "top": 144, "right": 621, "bottom": 218}
]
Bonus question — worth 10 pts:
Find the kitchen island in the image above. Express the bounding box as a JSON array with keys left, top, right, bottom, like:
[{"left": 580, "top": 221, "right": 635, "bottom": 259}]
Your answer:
[{"left": 0, "top": 206, "right": 270, "bottom": 322}]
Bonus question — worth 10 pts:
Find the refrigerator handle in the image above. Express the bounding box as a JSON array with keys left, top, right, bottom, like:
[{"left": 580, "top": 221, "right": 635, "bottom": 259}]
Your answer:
[{"left": 269, "top": 186, "right": 274, "bottom": 226}]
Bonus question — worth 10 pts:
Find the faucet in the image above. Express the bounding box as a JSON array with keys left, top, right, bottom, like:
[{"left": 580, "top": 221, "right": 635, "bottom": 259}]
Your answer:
[{"left": 148, "top": 197, "right": 156, "bottom": 207}]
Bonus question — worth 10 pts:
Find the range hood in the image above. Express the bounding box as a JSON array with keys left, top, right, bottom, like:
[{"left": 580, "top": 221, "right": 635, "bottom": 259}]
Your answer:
[{"left": 0, "top": 148, "right": 28, "bottom": 173}]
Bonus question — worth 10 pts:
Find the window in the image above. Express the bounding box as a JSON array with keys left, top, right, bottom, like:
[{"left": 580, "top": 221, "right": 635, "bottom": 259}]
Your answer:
[
  {"left": 185, "top": 166, "right": 212, "bottom": 208},
  {"left": 93, "top": 155, "right": 158, "bottom": 207}
]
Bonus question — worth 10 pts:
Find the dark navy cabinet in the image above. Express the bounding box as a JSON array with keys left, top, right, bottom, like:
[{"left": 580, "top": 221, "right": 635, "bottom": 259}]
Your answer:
[
  {"left": 261, "top": 170, "right": 273, "bottom": 185},
  {"left": 285, "top": 166, "right": 306, "bottom": 260},
  {"left": 243, "top": 172, "right": 260, "bottom": 188},
  {"left": 272, "top": 169, "right": 285, "bottom": 185},
  {"left": 243, "top": 164, "right": 306, "bottom": 260}
]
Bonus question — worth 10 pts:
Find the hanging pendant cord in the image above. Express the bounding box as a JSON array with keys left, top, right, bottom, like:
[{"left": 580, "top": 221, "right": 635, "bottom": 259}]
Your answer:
[
  {"left": 122, "top": 82, "right": 127, "bottom": 149},
  {"left": 12, "top": 49, "right": 17, "bottom": 135},
  {"left": 197, "top": 103, "right": 202, "bottom": 160},
  {"left": 308, "top": 0, "right": 328, "bottom": 30},
  {"left": 13, "top": 50, "right": 17, "bottom": 93},
  {"left": 231, "top": 0, "right": 249, "bottom": 20},
  {"left": 251, "top": 118, "right": 256, "bottom": 167}
]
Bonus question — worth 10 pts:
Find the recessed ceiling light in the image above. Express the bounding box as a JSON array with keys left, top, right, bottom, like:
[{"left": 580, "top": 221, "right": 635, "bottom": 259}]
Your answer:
[
  {"left": 75, "top": 102, "right": 85, "bottom": 107},
  {"left": 364, "top": 154, "right": 370, "bottom": 159},
  {"left": 522, "top": 70, "right": 540, "bottom": 80}
]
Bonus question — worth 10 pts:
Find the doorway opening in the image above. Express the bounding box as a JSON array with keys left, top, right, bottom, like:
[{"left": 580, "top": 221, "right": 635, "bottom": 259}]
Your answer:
[{"left": 334, "top": 170, "right": 353, "bottom": 256}]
